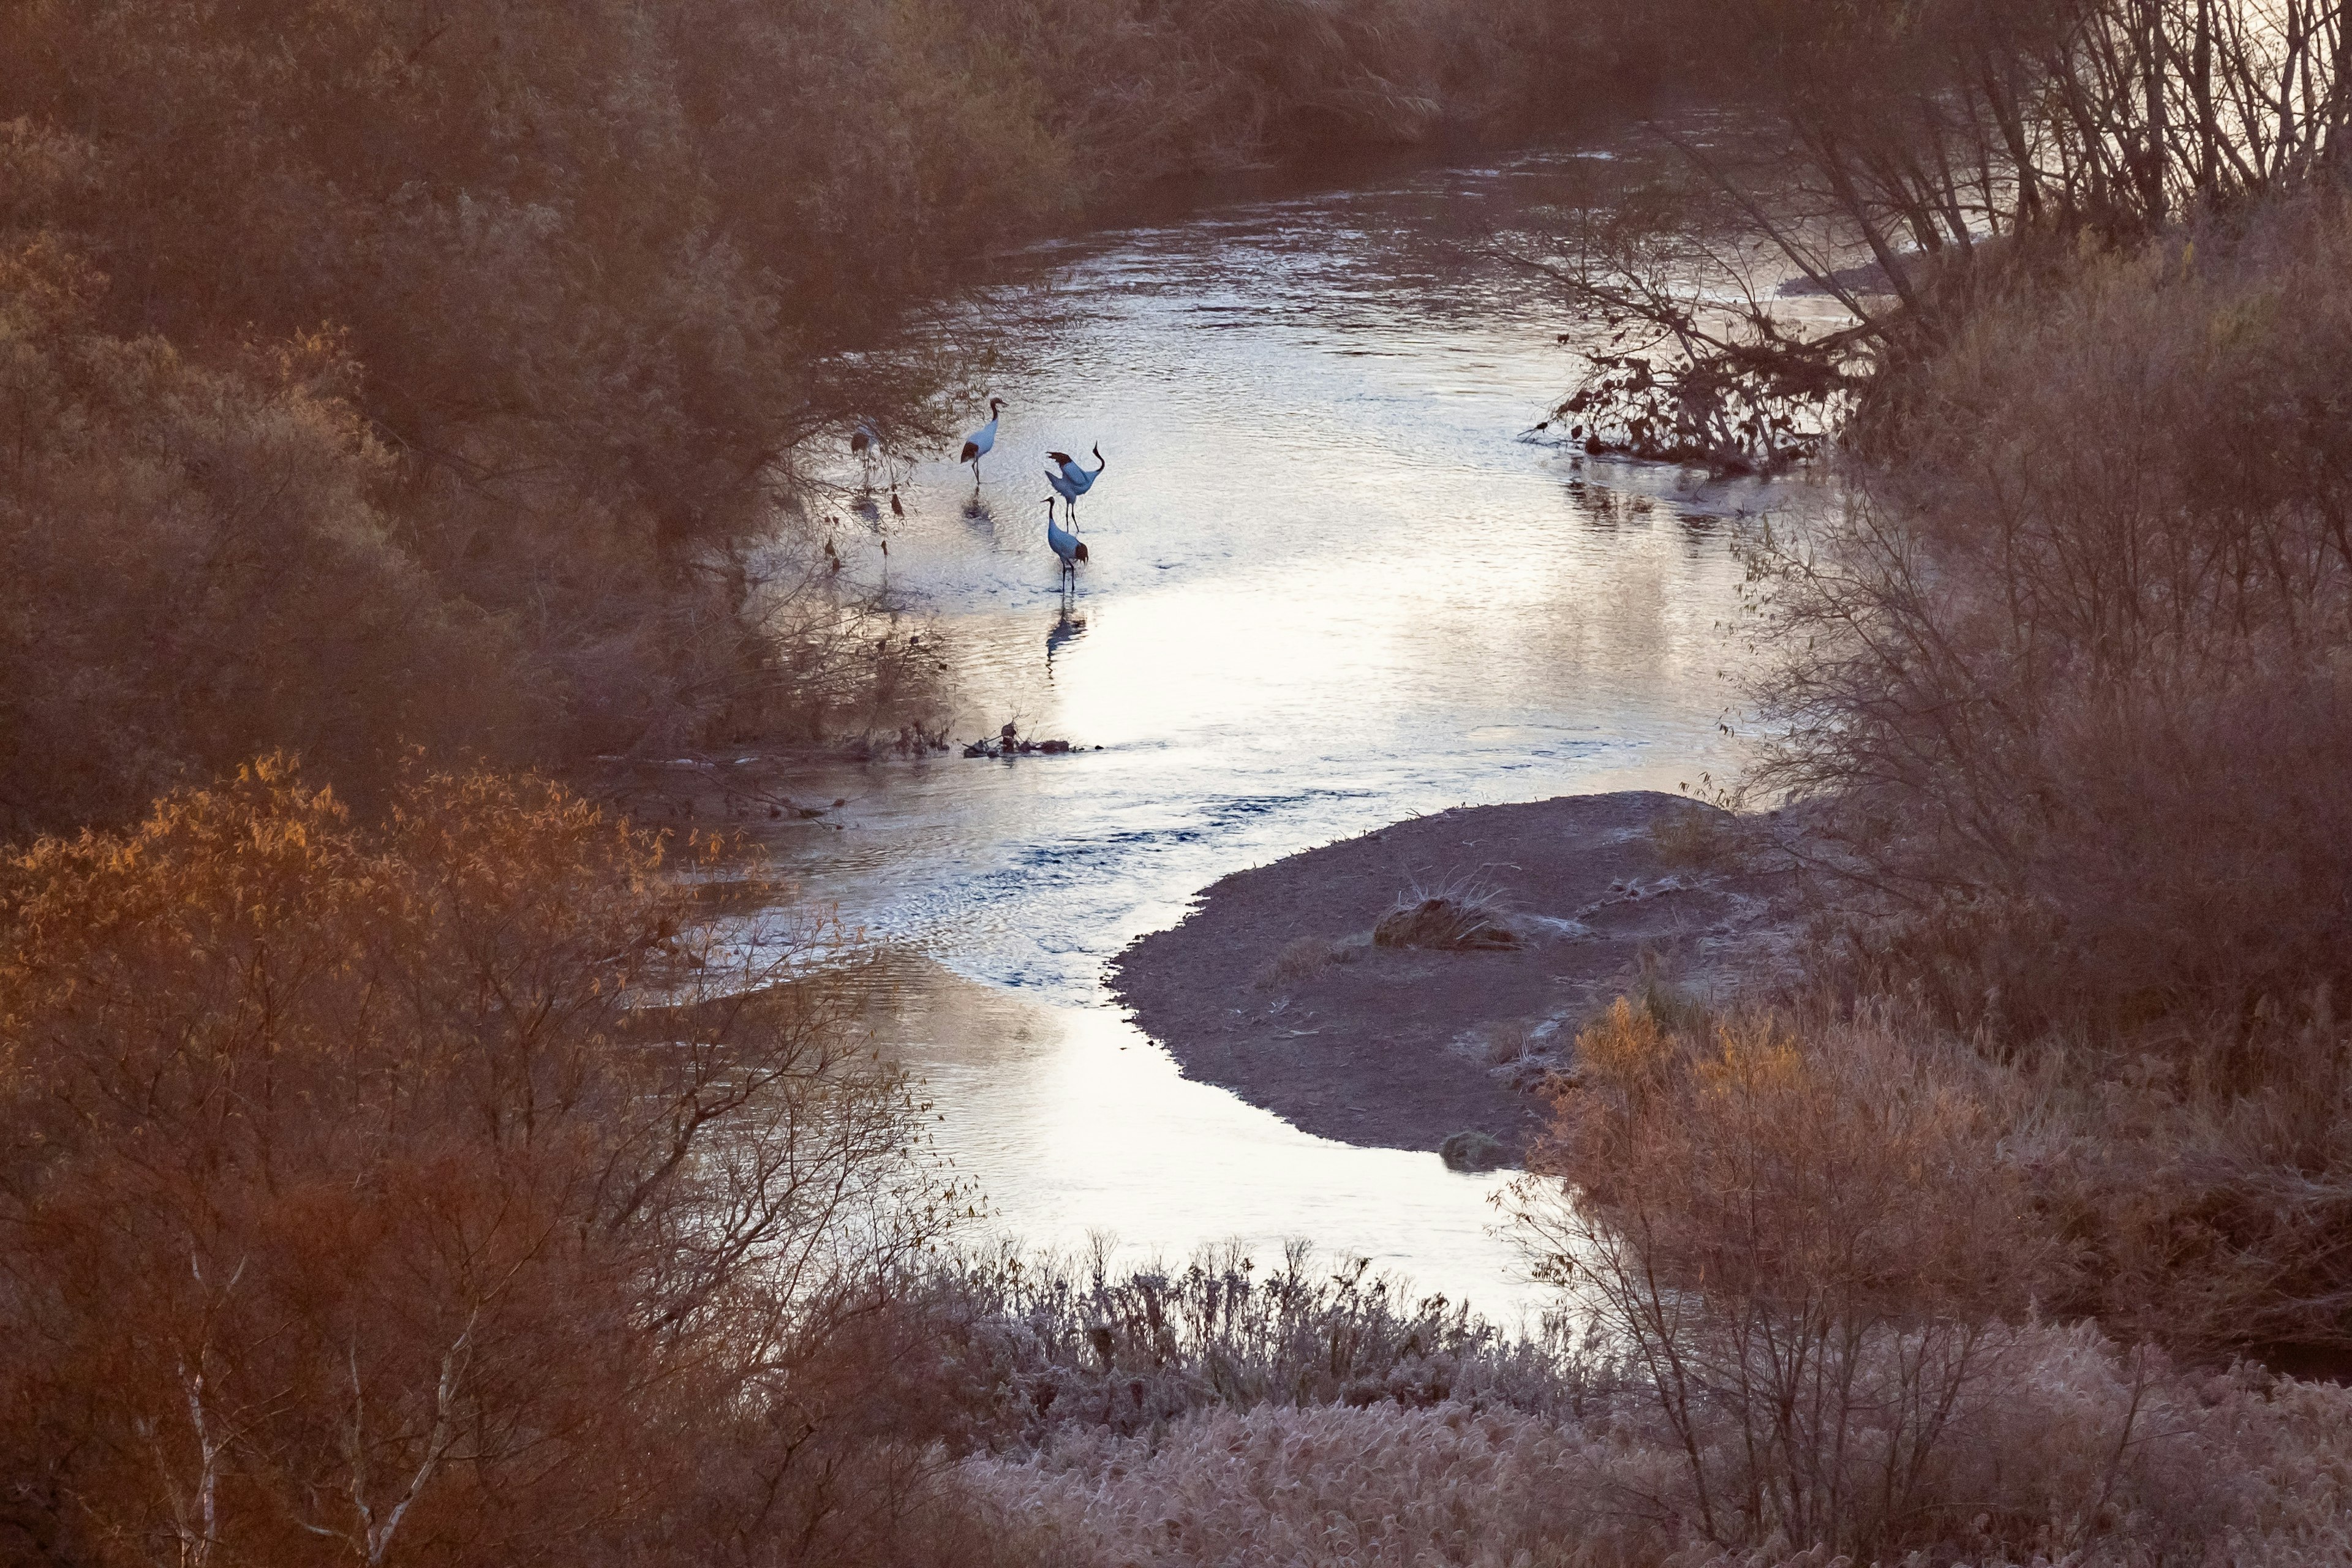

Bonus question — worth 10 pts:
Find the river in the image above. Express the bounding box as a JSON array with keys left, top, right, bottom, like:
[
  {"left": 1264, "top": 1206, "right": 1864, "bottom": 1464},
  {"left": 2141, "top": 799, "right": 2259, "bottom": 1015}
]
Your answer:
[{"left": 764, "top": 132, "right": 1796, "bottom": 1317}]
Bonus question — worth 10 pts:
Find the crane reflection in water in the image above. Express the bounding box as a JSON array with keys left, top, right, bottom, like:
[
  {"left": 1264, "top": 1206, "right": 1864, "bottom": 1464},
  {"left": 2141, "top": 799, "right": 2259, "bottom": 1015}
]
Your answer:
[{"left": 1045, "top": 605, "right": 1087, "bottom": 673}]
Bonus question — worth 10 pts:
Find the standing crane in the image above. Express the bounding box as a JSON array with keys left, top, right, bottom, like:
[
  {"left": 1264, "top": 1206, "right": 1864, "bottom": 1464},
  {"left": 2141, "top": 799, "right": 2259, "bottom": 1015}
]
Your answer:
[
  {"left": 959, "top": 398, "right": 1005, "bottom": 490},
  {"left": 1044, "top": 498, "right": 1088, "bottom": 589},
  {"left": 1044, "top": 444, "right": 1106, "bottom": 522}
]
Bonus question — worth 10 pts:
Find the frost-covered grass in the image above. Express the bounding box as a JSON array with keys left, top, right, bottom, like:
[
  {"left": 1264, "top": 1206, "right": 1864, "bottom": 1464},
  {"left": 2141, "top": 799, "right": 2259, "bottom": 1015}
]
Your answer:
[
  {"left": 903, "top": 1243, "right": 1602, "bottom": 1452},
  {"left": 967, "top": 1331, "right": 2352, "bottom": 1567}
]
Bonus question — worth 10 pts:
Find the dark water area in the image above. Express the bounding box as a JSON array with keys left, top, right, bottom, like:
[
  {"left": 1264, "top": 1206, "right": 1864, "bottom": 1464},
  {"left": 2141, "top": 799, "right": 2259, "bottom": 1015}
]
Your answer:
[{"left": 758, "top": 126, "right": 1828, "bottom": 1314}]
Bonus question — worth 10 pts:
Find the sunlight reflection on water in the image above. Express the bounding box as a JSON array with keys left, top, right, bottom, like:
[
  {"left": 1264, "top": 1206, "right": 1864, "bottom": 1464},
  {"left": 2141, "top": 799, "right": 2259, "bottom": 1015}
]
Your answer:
[{"left": 767, "top": 136, "right": 1794, "bottom": 1317}]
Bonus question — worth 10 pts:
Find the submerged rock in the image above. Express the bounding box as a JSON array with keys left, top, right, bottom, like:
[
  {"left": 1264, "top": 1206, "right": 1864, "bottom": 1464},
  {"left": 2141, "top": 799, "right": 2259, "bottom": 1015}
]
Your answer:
[{"left": 1439, "top": 1129, "right": 1506, "bottom": 1172}]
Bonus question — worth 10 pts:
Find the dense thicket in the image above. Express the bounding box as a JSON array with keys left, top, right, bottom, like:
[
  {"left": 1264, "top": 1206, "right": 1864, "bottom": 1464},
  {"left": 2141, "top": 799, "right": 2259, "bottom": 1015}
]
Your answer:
[
  {"left": 1492, "top": 995, "right": 2352, "bottom": 1566},
  {"left": 1756, "top": 200, "right": 2352, "bottom": 1021},
  {"left": 0, "top": 0, "right": 1650, "bottom": 839},
  {"left": 1621, "top": 2, "right": 2352, "bottom": 1023},
  {"left": 1517, "top": 0, "right": 2352, "bottom": 1017},
  {"left": 1494, "top": 0, "right": 2352, "bottom": 1483},
  {"left": 0, "top": 760, "right": 998, "bottom": 1566}
]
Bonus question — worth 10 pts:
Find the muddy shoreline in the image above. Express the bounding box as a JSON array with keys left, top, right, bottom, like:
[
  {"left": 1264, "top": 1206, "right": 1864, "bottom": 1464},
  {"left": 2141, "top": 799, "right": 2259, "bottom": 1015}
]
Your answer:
[{"left": 1109, "top": 791, "right": 1804, "bottom": 1161}]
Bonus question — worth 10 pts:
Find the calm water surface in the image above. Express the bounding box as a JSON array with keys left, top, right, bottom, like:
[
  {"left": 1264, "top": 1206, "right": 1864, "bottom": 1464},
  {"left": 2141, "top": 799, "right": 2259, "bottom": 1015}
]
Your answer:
[{"left": 767, "top": 138, "right": 1795, "bottom": 1316}]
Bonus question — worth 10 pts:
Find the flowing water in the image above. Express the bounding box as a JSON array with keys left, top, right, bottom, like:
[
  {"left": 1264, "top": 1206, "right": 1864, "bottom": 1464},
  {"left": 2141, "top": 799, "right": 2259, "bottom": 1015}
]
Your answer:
[{"left": 766, "top": 136, "right": 1800, "bottom": 1317}]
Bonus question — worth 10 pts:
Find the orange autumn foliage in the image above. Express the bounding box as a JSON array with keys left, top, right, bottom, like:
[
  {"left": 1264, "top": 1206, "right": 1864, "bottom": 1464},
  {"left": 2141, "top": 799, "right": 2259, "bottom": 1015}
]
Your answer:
[{"left": 0, "top": 758, "right": 962, "bottom": 1567}]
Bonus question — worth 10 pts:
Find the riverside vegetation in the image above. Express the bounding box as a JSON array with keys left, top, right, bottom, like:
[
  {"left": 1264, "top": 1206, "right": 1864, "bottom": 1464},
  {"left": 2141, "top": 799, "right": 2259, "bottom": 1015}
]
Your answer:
[
  {"left": 0, "top": 0, "right": 1651, "bottom": 839},
  {"left": 9, "top": 1, "right": 2352, "bottom": 1564}
]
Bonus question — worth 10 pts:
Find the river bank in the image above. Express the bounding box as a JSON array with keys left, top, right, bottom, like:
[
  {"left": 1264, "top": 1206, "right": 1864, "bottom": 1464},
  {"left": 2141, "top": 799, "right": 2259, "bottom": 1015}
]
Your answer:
[
  {"left": 647, "top": 140, "right": 1777, "bottom": 1303},
  {"left": 1109, "top": 791, "right": 1806, "bottom": 1159}
]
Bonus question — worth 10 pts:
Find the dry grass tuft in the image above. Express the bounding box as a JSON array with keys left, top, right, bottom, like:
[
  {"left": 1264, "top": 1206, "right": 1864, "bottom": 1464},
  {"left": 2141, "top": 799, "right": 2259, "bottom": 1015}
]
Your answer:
[
  {"left": 1253, "top": 934, "right": 1359, "bottom": 989},
  {"left": 1646, "top": 801, "right": 1740, "bottom": 869},
  {"left": 1375, "top": 874, "right": 1518, "bottom": 951},
  {"left": 1480, "top": 1017, "right": 1544, "bottom": 1066}
]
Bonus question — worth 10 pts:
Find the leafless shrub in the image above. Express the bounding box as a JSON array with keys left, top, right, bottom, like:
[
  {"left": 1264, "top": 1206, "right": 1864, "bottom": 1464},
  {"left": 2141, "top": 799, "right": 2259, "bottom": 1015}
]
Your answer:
[
  {"left": 894, "top": 1241, "right": 1602, "bottom": 1452},
  {"left": 1493, "top": 986, "right": 2352, "bottom": 1559},
  {"left": 1509, "top": 997, "right": 2090, "bottom": 1560}
]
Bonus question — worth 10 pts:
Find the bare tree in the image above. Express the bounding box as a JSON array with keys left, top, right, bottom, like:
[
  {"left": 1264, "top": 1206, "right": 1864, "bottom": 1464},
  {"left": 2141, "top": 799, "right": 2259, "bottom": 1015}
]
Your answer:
[{"left": 1520, "top": 0, "right": 2352, "bottom": 466}]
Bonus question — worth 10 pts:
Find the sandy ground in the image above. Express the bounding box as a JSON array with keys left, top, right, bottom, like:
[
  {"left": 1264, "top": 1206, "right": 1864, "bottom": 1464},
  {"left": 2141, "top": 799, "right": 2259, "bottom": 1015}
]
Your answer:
[{"left": 1109, "top": 792, "right": 1805, "bottom": 1160}]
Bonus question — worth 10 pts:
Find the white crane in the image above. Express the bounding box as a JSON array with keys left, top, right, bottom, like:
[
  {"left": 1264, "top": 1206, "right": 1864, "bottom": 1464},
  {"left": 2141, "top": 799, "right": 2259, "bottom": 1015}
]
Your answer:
[
  {"left": 1044, "top": 444, "right": 1106, "bottom": 522},
  {"left": 1044, "top": 498, "right": 1088, "bottom": 586},
  {"left": 959, "top": 398, "right": 1005, "bottom": 489}
]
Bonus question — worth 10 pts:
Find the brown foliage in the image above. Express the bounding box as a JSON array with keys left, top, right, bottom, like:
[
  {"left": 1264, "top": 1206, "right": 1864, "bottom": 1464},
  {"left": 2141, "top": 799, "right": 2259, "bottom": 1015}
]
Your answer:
[
  {"left": 0, "top": 0, "right": 1659, "bottom": 832},
  {"left": 1513, "top": 998, "right": 2079, "bottom": 1559},
  {"left": 0, "top": 758, "right": 968, "bottom": 1566},
  {"left": 0, "top": 221, "right": 524, "bottom": 835},
  {"left": 1535, "top": 998, "right": 2052, "bottom": 1318},
  {"left": 1752, "top": 195, "right": 2352, "bottom": 1025},
  {"left": 1500, "top": 995, "right": 2352, "bottom": 1562}
]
